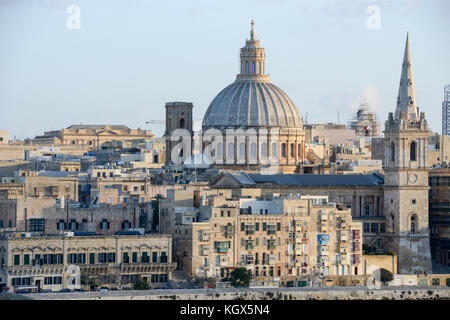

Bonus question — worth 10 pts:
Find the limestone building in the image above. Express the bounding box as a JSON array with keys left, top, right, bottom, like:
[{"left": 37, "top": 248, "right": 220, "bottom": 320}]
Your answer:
[
  {"left": 0, "top": 233, "right": 175, "bottom": 292},
  {"left": 32, "top": 125, "right": 154, "bottom": 149},
  {"left": 382, "top": 33, "right": 432, "bottom": 273},
  {"left": 161, "top": 189, "right": 363, "bottom": 281}
]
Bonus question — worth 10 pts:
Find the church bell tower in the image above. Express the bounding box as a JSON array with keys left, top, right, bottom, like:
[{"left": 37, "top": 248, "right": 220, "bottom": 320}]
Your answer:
[{"left": 383, "top": 33, "right": 432, "bottom": 274}]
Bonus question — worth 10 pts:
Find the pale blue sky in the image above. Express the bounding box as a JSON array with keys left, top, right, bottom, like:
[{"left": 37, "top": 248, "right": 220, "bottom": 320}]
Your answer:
[{"left": 1, "top": 0, "right": 449, "bottom": 139}]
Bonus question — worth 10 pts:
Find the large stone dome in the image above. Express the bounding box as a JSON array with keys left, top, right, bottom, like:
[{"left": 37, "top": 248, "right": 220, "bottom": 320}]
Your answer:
[{"left": 202, "top": 79, "right": 302, "bottom": 129}]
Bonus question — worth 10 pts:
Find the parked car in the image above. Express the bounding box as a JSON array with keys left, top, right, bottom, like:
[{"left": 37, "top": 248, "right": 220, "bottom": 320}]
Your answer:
[
  {"left": 74, "top": 289, "right": 87, "bottom": 292},
  {"left": 41, "top": 289, "right": 53, "bottom": 293},
  {"left": 60, "top": 288, "right": 71, "bottom": 293},
  {"left": 99, "top": 287, "right": 109, "bottom": 292}
]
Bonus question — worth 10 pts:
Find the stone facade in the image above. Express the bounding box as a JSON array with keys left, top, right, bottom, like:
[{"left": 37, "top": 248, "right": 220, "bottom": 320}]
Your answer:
[
  {"left": 32, "top": 125, "right": 154, "bottom": 149},
  {"left": 162, "top": 189, "right": 363, "bottom": 282},
  {"left": 0, "top": 234, "right": 175, "bottom": 292},
  {"left": 382, "top": 34, "right": 432, "bottom": 273}
]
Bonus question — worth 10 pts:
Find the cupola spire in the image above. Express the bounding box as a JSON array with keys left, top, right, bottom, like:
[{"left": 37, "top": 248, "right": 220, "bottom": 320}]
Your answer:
[
  {"left": 250, "top": 19, "right": 255, "bottom": 40},
  {"left": 237, "top": 20, "right": 269, "bottom": 81}
]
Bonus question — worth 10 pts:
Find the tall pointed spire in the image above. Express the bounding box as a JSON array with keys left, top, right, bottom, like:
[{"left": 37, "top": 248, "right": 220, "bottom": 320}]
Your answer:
[{"left": 395, "top": 32, "right": 419, "bottom": 121}]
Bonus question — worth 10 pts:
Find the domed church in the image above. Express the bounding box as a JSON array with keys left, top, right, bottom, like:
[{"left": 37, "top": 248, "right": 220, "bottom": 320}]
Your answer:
[{"left": 202, "top": 20, "right": 305, "bottom": 173}]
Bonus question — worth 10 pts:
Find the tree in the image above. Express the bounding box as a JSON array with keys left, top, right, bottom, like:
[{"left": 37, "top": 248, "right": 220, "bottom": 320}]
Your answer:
[
  {"left": 134, "top": 275, "right": 150, "bottom": 290},
  {"left": 380, "top": 269, "right": 394, "bottom": 285},
  {"left": 230, "top": 267, "right": 252, "bottom": 288}
]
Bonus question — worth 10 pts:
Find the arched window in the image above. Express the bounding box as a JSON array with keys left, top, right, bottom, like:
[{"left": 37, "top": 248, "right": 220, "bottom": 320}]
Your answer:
[
  {"left": 271, "top": 143, "right": 277, "bottom": 157},
  {"left": 227, "top": 143, "right": 234, "bottom": 158},
  {"left": 252, "top": 61, "right": 255, "bottom": 75},
  {"left": 410, "top": 141, "right": 417, "bottom": 161},
  {"left": 298, "top": 143, "right": 302, "bottom": 157},
  {"left": 217, "top": 142, "right": 223, "bottom": 158},
  {"left": 239, "top": 143, "right": 246, "bottom": 158},
  {"left": 245, "top": 61, "right": 249, "bottom": 75},
  {"left": 281, "top": 143, "right": 287, "bottom": 157},
  {"left": 258, "top": 62, "right": 261, "bottom": 74},
  {"left": 179, "top": 118, "right": 185, "bottom": 129},
  {"left": 391, "top": 142, "right": 395, "bottom": 162},
  {"left": 261, "top": 142, "right": 267, "bottom": 158},
  {"left": 250, "top": 143, "right": 257, "bottom": 158},
  {"left": 290, "top": 143, "right": 295, "bottom": 157},
  {"left": 410, "top": 214, "right": 417, "bottom": 233}
]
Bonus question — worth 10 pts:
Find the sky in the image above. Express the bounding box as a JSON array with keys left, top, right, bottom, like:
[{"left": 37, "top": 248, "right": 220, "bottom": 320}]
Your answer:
[{"left": 1, "top": 0, "right": 449, "bottom": 140}]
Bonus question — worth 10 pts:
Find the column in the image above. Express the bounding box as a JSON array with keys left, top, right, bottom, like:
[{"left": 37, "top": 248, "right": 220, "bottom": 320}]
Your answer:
[
  {"left": 373, "top": 196, "right": 378, "bottom": 217},
  {"left": 361, "top": 196, "right": 365, "bottom": 217}
]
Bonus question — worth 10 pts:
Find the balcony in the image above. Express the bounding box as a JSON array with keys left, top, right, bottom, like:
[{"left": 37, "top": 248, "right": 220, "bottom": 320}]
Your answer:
[{"left": 120, "top": 262, "right": 176, "bottom": 273}]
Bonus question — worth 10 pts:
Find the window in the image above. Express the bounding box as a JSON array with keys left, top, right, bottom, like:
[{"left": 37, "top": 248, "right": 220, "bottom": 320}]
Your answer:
[
  {"left": 57, "top": 220, "right": 65, "bottom": 230},
  {"left": 227, "top": 143, "right": 234, "bottom": 159},
  {"left": 290, "top": 143, "right": 295, "bottom": 157},
  {"left": 98, "top": 253, "right": 107, "bottom": 263},
  {"left": 410, "top": 141, "right": 417, "bottom": 161},
  {"left": 14, "top": 255, "right": 20, "bottom": 266},
  {"left": 271, "top": 143, "right": 277, "bottom": 157},
  {"left": 68, "top": 253, "right": 77, "bottom": 264},
  {"left": 370, "top": 223, "right": 379, "bottom": 234},
  {"left": 44, "top": 254, "right": 53, "bottom": 265},
  {"left": 89, "top": 253, "right": 95, "bottom": 264},
  {"left": 161, "top": 252, "right": 167, "bottom": 263},
  {"left": 122, "top": 220, "right": 131, "bottom": 230},
  {"left": 69, "top": 219, "right": 77, "bottom": 230},
  {"left": 410, "top": 214, "right": 417, "bottom": 233},
  {"left": 123, "top": 252, "right": 129, "bottom": 263},
  {"left": 100, "top": 219, "right": 110, "bottom": 230},
  {"left": 23, "top": 254, "right": 30, "bottom": 265},
  {"left": 53, "top": 277, "right": 62, "bottom": 284},
  {"left": 281, "top": 143, "right": 287, "bottom": 157},
  {"left": 255, "top": 223, "right": 259, "bottom": 231},
  {"left": 44, "top": 277, "right": 53, "bottom": 285},
  {"left": 108, "top": 253, "right": 115, "bottom": 263},
  {"left": 380, "top": 223, "right": 385, "bottom": 234},
  {"left": 365, "top": 205, "right": 370, "bottom": 216},
  {"left": 76, "top": 253, "right": 85, "bottom": 264},
  {"left": 363, "top": 223, "right": 370, "bottom": 233},
  {"left": 151, "top": 274, "right": 158, "bottom": 283},
  {"left": 245, "top": 61, "right": 249, "bottom": 74},
  {"left": 132, "top": 252, "right": 138, "bottom": 263},
  {"left": 30, "top": 219, "right": 45, "bottom": 232},
  {"left": 141, "top": 252, "right": 149, "bottom": 263},
  {"left": 277, "top": 222, "right": 281, "bottom": 231},
  {"left": 152, "top": 252, "right": 158, "bottom": 263},
  {"left": 298, "top": 143, "right": 302, "bottom": 157}
]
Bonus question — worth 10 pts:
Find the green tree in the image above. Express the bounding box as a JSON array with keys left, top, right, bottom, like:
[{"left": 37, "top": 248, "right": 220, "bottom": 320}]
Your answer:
[
  {"left": 380, "top": 269, "right": 394, "bottom": 285},
  {"left": 134, "top": 275, "right": 150, "bottom": 290},
  {"left": 230, "top": 267, "right": 252, "bottom": 288}
]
